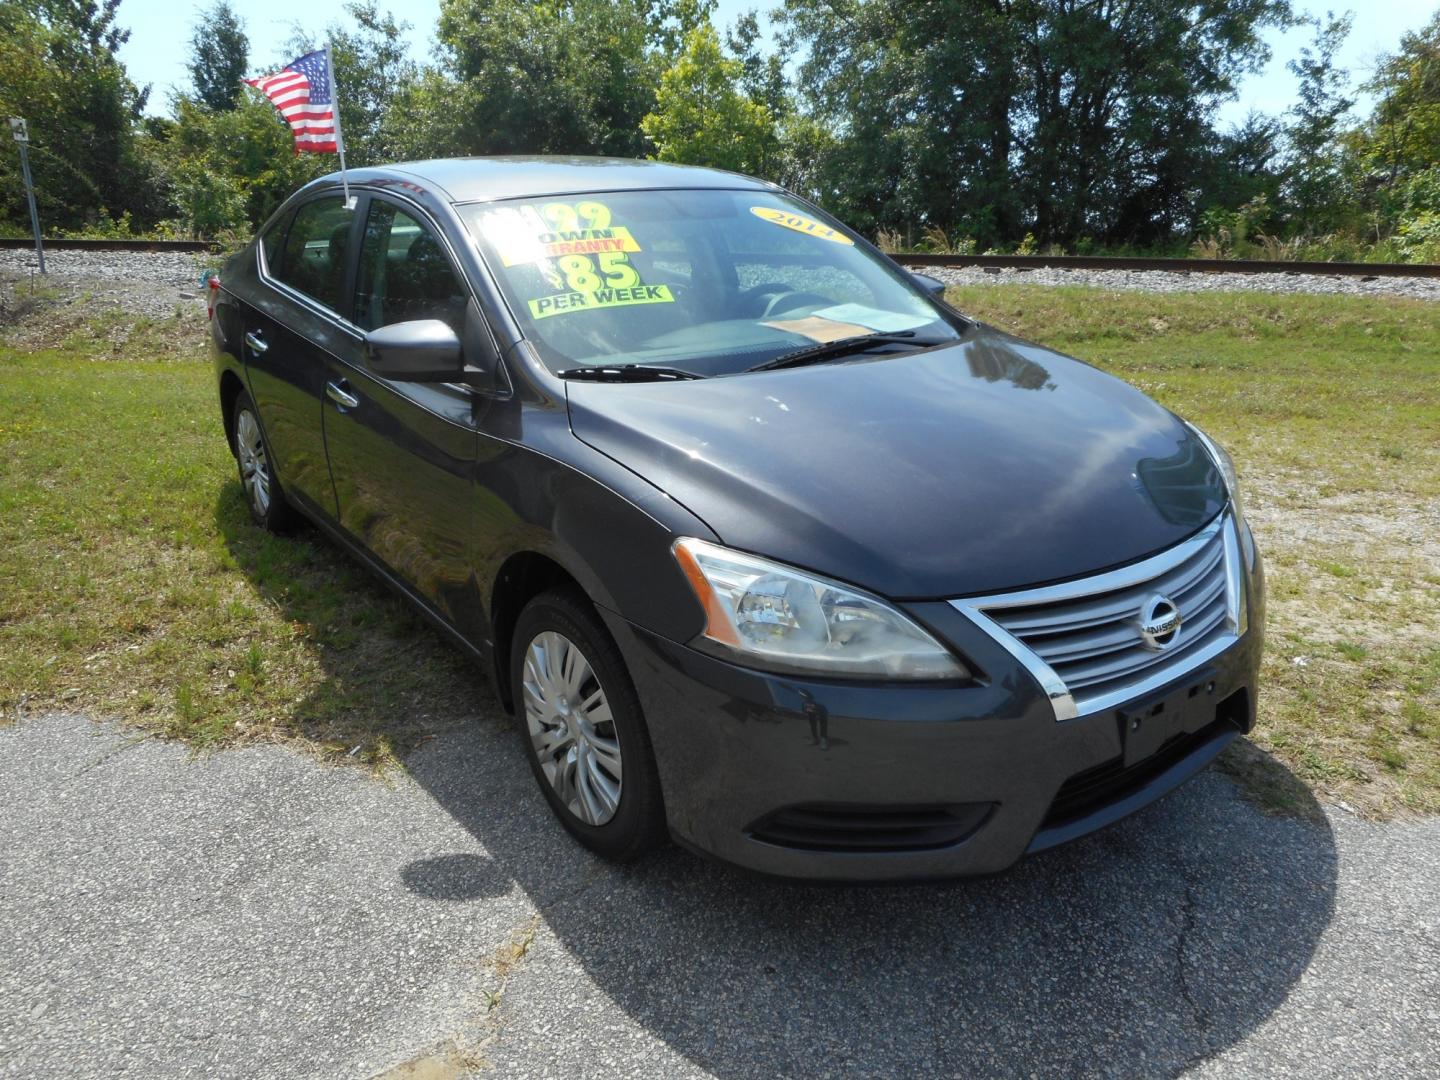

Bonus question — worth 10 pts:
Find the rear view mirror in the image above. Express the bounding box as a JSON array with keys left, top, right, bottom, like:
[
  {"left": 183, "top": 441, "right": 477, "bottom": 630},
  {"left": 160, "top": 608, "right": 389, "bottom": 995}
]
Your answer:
[
  {"left": 910, "top": 271, "right": 947, "bottom": 298},
  {"left": 364, "top": 320, "right": 464, "bottom": 382}
]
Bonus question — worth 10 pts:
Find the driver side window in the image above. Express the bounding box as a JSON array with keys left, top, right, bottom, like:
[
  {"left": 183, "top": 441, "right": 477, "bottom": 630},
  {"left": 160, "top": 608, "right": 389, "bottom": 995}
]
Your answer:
[{"left": 354, "top": 200, "right": 468, "bottom": 335}]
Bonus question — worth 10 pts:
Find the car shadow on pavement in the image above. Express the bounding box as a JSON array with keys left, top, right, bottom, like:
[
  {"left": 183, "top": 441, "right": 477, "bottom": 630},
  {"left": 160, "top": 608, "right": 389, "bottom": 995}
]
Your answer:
[
  {"left": 401, "top": 719, "right": 1338, "bottom": 1079},
  {"left": 214, "top": 489, "right": 1338, "bottom": 1077}
]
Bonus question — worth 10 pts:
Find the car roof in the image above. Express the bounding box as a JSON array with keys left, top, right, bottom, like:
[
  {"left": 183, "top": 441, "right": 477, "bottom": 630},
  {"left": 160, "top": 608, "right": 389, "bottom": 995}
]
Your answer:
[{"left": 326, "top": 156, "right": 775, "bottom": 204}]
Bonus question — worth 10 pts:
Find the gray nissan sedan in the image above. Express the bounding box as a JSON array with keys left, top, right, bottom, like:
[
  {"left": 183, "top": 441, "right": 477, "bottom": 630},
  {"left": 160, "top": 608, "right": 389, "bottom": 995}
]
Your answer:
[{"left": 209, "top": 157, "right": 1264, "bottom": 880}]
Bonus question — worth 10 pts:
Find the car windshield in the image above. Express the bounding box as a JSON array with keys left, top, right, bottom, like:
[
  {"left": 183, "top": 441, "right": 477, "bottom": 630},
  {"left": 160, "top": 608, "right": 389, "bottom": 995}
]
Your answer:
[{"left": 457, "top": 189, "right": 961, "bottom": 377}]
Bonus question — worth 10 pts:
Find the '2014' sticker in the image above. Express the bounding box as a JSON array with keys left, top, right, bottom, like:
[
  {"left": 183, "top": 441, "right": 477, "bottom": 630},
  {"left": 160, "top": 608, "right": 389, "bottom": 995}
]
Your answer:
[{"left": 750, "top": 207, "right": 855, "bottom": 245}]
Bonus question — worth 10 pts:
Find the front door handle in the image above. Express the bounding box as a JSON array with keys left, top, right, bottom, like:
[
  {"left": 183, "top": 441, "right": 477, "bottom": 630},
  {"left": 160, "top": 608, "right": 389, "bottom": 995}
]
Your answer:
[
  {"left": 326, "top": 380, "right": 359, "bottom": 410},
  {"left": 243, "top": 331, "right": 268, "bottom": 355}
]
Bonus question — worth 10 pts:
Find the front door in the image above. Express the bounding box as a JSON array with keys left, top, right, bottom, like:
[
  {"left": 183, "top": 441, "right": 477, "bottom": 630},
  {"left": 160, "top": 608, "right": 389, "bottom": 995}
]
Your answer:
[
  {"left": 321, "top": 195, "right": 481, "bottom": 627},
  {"left": 242, "top": 195, "right": 357, "bottom": 517}
]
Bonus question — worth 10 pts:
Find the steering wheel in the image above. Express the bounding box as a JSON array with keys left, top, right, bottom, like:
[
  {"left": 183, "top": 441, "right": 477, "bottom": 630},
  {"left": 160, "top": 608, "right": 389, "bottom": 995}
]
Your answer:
[
  {"left": 761, "top": 290, "right": 833, "bottom": 319},
  {"left": 736, "top": 281, "right": 798, "bottom": 316}
]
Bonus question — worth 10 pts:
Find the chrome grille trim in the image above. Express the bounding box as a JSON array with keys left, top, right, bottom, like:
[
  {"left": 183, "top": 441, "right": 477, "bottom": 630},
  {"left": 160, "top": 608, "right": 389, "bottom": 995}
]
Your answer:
[{"left": 950, "top": 513, "right": 1244, "bottom": 722}]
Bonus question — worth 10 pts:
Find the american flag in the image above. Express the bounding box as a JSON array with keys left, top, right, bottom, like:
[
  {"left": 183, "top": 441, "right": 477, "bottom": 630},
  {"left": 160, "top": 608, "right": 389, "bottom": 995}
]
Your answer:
[{"left": 245, "top": 48, "right": 340, "bottom": 154}]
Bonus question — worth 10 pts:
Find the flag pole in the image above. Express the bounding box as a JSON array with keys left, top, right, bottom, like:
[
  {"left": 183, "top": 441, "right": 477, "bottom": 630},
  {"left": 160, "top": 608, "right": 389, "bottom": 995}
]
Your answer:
[{"left": 323, "top": 44, "right": 354, "bottom": 209}]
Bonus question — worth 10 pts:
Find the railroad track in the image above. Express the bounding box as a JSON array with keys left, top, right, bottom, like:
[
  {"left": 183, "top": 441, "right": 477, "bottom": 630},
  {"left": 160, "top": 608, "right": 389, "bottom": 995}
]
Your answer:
[
  {"left": 0, "top": 238, "right": 215, "bottom": 253},
  {"left": 4, "top": 236, "right": 1438, "bottom": 278},
  {"left": 901, "top": 253, "right": 1440, "bottom": 278}
]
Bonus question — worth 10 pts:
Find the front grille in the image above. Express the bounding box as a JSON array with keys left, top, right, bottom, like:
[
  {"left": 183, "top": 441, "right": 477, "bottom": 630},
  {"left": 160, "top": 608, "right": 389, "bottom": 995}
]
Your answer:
[
  {"left": 748, "top": 803, "right": 994, "bottom": 853},
  {"left": 952, "top": 514, "right": 1242, "bottom": 719}
]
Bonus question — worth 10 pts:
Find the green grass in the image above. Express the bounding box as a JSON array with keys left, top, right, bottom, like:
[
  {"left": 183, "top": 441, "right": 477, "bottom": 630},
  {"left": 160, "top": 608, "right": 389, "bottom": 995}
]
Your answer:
[
  {"left": 949, "top": 285, "right": 1440, "bottom": 817},
  {"left": 0, "top": 325, "right": 482, "bottom": 765},
  {"left": 2, "top": 284, "right": 1438, "bottom": 815}
]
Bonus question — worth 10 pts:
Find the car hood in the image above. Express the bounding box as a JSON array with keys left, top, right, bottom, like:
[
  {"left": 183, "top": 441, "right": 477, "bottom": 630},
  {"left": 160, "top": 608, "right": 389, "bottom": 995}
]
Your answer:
[{"left": 565, "top": 323, "right": 1226, "bottom": 598}]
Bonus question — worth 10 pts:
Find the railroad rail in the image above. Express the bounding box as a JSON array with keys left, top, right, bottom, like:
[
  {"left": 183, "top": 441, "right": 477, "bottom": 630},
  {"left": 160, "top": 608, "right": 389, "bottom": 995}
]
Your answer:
[
  {"left": 900, "top": 252, "right": 1440, "bottom": 278},
  {"left": 0, "top": 237, "right": 215, "bottom": 253},
  {"left": 4, "top": 236, "right": 1438, "bottom": 278}
]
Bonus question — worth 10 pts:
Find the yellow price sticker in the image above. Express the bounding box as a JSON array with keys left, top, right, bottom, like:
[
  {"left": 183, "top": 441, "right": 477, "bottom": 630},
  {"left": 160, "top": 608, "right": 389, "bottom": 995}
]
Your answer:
[
  {"left": 528, "top": 284, "right": 675, "bottom": 320},
  {"left": 499, "top": 226, "right": 642, "bottom": 267},
  {"left": 749, "top": 206, "right": 855, "bottom": 245}
]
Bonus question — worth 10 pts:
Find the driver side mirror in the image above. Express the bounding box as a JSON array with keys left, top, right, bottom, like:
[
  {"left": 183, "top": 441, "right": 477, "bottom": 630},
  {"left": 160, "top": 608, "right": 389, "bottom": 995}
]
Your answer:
[
  {"left": 364, "top": 302, "right": 505, "bottom": 391},
  {"left": 364, "top": 319, "right": 464, "bottom": 382},
  {"left": 910, "top": 271, "right": 947, "bottom": 299}
]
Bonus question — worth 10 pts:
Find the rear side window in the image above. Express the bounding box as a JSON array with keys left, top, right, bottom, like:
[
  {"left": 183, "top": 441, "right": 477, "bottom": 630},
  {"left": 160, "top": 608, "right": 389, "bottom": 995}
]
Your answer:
[
  {"left": 259, "top": 209, "right": 293, "bottom": 275},
  {"left": 354, "top": 200, "right": 468, "bottom": 334},
  {"left": 274, "top": 197, "right": 353, "bottom": 313}
]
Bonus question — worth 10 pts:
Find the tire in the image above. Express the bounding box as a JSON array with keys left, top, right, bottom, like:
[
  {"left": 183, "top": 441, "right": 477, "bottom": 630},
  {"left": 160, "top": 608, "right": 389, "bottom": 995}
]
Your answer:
[
  {"left": 510, "top": 586, "right": 667, "bottom": 861},
  {"left": 231, "top": 390, "right": 300, "bottom": 533}
]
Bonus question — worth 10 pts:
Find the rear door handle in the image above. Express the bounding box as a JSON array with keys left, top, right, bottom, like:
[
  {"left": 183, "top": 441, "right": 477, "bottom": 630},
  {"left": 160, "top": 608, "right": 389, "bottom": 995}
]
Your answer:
[
  {"left": 243, "top": 331, "right": 268, "bottom": 355},
  {"left": 326, "top": 380, "right": 359, "bottom": 409}
]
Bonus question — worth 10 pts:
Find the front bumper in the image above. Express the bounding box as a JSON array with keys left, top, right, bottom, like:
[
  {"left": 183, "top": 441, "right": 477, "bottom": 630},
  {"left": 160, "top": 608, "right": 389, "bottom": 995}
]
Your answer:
[{"left": 600, "top": 528, "right": 1265, "bottom": 882}]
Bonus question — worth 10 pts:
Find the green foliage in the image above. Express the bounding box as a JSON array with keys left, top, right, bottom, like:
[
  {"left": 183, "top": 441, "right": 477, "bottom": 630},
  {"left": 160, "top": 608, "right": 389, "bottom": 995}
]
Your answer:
[
  {"left": 165, "top": 158, "right": 248, "bottom": 240},
  {"left": 157, "top": 94, "right": 323, "bottom": 237},
  {"left": 726, "top": 9, "right": 788, "bottom": 119},
  {"left": 778, "top": 0, "right": 1291, "bottom": 247},
  {"left": 188, "top": 0, "right": 249, "bottom": 111},
  {"left": 641, "top": 24, "right": 775, "bottom": 175},
  {"left": 1283, "top": 13, "right": 1355, "bottom": 233},
  {"left": 416, "top": 0, "right": 676, "bottom": 158},
  {"left": 0, "top": 0, "right": 156, "bottom": 231},
  {"left": 3, "top": 0, "right": 1436, "bottom": 258},
  {"left": 1355, "top": 10, "right": 1440, "bottom": 183}
]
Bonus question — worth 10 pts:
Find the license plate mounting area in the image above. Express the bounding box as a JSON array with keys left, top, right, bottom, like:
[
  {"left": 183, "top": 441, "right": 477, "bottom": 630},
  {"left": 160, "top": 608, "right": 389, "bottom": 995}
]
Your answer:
[{"left": 1117, "top": 667, "right": 1220, "bottom": 768}]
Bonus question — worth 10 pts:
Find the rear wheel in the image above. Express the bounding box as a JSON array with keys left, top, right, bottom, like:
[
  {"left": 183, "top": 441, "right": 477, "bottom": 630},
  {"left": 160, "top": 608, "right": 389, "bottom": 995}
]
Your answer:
[
  {"left": 231, "top": 391, "right": 299, "bottom": 532},
  {"left": 510, "top": 587, "right": 666, "bottom": 860}
]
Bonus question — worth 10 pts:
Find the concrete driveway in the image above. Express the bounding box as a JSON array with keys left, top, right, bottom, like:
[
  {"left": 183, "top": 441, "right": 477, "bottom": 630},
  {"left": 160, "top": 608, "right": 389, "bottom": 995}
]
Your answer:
[{"left": 2, "top": 712, "right": 1437, "bottom": 1079}]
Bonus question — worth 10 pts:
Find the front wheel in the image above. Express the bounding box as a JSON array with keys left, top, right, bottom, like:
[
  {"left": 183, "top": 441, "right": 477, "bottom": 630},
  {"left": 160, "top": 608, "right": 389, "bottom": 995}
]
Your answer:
[{"left": 510, "top": 587, "right": 667, "bottom": 861}]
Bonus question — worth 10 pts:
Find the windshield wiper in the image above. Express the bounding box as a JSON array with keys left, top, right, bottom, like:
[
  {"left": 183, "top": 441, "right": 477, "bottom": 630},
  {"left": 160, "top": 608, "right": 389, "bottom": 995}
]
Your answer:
[
  {"left": 558, "top": 364, "right": 704, "bottom": 382},
  {"left": 744, "top": 332, "right": 942, "bottom": 373}
]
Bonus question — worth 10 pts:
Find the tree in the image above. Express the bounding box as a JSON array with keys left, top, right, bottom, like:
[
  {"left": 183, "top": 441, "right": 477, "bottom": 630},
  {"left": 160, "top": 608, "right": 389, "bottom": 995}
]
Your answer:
[
  {"left": 409, "top": 0, "right": 676, "bottom": 158},
  {"left": 726, "top": 9, "right": 788, "bottom": 119},
  {"left": 1351, "top": 10, "right": 1440, "bottom": 189},
  {"left": 0, "top": 0, "right": 155, "bottom": 230},
  {"left": 641, "top": 24, "right": 775, "bottom": 174},
  {"left": 1348, "top": 10, "right": 1440, "bottom": 258},
  {"left": 163, "top": 92, "right": 325, "bottom": 233},
  {"left": 188, "top": 0, "right": 249, "bottom": 111},
  {"left": 779, "top": 0, "right": 1293, "bottom": 247},
  {"left": 1282, "top": 12, "right": 1354, "bottom": 233}
]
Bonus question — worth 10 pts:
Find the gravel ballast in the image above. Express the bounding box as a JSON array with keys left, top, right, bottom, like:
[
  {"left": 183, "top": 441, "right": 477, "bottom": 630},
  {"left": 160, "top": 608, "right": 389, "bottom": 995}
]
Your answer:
[
  {"left": 0, "top": 249, "right": 211, "bottom": 322},
  {"left": 5, "top": 249, "right": 1439, "bottom": 312},
  {"left": 912, "top": 263, "right": 1440, "bottom": 301}
]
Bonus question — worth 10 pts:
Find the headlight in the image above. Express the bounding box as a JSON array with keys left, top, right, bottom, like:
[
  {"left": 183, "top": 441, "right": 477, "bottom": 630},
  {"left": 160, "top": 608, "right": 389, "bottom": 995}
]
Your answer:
[
  {"left": 672, "top": 538, "right": 970, "bottom": 680},
  {"left": 1184, "top": 421, "right": 1246, "bottom": 527}
]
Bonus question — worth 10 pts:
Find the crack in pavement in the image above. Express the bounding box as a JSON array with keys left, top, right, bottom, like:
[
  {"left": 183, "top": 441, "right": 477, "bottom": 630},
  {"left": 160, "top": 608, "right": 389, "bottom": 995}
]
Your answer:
[{"left": 67, "top": 732, "right": 152, "bottom": 780}]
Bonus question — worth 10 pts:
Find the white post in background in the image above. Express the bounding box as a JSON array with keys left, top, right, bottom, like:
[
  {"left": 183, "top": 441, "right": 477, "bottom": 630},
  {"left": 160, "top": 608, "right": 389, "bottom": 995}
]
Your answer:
[
  {"left": 8, "top": 118, "right": 45, "bottom": 275},
  {"left": 323, "top": 46, "right": 354, "bottom": 210}
]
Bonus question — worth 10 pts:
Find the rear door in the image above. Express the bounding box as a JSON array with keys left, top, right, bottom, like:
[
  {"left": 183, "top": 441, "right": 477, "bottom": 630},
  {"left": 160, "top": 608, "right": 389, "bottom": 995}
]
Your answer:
[
  {"left": 321, "top": 194, "right": 482, "bottom": 627},
  {"left": 242, "top": 195, "right": 358, "bottom": 517}
]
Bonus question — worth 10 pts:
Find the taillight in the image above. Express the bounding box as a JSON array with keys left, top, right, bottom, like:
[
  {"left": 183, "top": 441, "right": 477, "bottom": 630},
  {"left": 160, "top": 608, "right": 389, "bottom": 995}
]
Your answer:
[{"left": 206, "top": 275, "right": 221, "bottom": 320}]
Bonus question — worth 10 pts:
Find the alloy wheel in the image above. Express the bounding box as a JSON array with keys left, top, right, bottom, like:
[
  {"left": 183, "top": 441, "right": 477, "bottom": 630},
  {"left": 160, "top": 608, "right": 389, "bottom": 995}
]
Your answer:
[
  {"left": 235, "top": 409, "right": 271, "bottom": 517},
  {"left": 521, "top": 630, "right": 623, "bottom": 826}
]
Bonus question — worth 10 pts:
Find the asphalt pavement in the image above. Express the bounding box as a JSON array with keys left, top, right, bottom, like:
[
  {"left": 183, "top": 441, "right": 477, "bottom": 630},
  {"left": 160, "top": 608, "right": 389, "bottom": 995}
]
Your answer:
[{"left": 2, "top": 711, "right": 1437, "bottom": 1079}]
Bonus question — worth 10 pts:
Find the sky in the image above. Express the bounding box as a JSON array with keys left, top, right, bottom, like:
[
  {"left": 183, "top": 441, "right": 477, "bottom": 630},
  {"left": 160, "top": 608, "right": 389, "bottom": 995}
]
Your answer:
[{"left": 117, "top": 0, "right": 1438, "bottom": 127}]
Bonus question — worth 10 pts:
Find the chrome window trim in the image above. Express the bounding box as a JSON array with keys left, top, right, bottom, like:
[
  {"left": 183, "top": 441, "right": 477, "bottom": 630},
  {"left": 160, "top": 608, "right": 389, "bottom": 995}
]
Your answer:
[
  {"left": 950, "top": 511, "right": 1246, "bottom": 722},
  {"left": 253, "top": 186, "right": 510, "bottom": 400}
]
